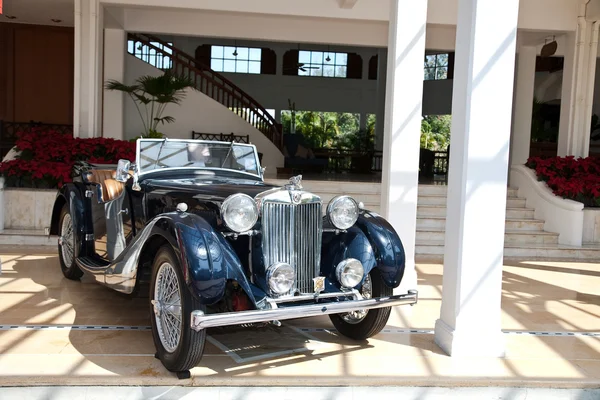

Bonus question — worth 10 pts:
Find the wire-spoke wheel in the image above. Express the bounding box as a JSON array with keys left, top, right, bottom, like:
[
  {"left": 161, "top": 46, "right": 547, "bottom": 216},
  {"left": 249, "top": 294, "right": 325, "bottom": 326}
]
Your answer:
[
  {"left": 58, "top": 204, "right": 83, "bottom": 280},
  {"left": 329, "top": 268, "right": 392, "bottom": 340},
  {"left": 340, "top": 273, "right": 373, "bottom": 324},
  {"left": 150, "top": 245, "right": 206, "bottom": 372},
  {"left": 153, "top": 262, "right": 183, "bottom": 352}
]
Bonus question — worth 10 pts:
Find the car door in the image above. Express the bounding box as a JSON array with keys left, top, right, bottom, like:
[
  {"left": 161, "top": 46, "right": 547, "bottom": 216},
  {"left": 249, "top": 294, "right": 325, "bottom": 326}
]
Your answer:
[{"left": 86, "top": 170, "right": 132, "bottom": 261}]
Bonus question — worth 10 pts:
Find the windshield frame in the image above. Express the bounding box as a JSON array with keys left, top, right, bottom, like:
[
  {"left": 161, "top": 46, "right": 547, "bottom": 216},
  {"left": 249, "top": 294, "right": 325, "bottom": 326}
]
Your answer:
[{"left": 135, "top": 138, "right": 263, "bottom": 180}]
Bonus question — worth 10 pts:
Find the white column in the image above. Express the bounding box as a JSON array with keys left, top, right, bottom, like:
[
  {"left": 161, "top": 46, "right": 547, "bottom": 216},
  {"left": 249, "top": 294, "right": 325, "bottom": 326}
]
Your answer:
[
  {"left": 380, "top": 0, "right": 428, "bottom": 294},
  {"left": 374, "top": 49, "right": 387, "bottom": 151},
  {"left": 558, "top": 13, "right": 600, "bottom": 157},
  {"left": 103, "top": 28, "right": 126, "bottom": 140},
  {"left": 73, "top": 0, "right": 103, "bottom": 138},
  {"left": 510, "top": 46, "right": 537, "bottom": 166},
  {"left": 434, "top": 0, "right": 519, "bottom": 357}
]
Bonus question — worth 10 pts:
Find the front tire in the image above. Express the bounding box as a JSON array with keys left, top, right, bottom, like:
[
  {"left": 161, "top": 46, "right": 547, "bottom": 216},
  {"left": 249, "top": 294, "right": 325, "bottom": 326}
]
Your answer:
[
  {"left": 329, "top": 268, "right": 392, "bottom": 340},
  {"left": 58, "top": 204, "right": 83, "bottom": 280},
  {"left": 150, "top": 245, "right": 206, "bottom": 372}
]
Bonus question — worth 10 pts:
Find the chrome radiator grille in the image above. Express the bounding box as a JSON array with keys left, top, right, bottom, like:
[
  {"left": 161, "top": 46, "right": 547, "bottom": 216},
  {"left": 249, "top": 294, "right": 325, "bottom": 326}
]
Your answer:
[{"left": 261, "top": 201, "right": 322, "bottom": 294}]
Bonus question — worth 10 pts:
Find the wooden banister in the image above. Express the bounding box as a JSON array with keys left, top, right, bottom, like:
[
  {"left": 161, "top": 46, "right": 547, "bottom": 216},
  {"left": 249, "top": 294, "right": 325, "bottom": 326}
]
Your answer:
[{"left": 127, "top": 32, "right": 283, "bottom": 151}]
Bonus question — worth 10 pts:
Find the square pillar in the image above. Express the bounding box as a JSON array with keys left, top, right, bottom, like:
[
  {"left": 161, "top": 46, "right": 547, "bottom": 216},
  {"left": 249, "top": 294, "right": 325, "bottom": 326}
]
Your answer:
[
  {"left": 434, "top": 0, "right": 519, "bottom": 357},
  {"left": 510, "top": 46, "right": 537, "bottom": 166},
  {"left": 103, "top": 28, "right": 126, "bottom": 140},
  {"left": 73, "top": 0, "right": 103, "bottom": 138},
  {"left": 380, "top": 0, "right": 428, "bottom": 293},
  {"left": 558, "top": 17, "right": 600, "bottom": 157},
  {"left": 374, "top": 48, "right": 387, "bottom": 151}
]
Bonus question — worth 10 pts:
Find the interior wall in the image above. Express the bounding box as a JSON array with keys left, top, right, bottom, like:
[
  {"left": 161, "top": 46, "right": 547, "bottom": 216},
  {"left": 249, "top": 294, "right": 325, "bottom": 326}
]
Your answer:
[
  {"left": 124, "top": 55, "right": 284, "bottom": 171},
  {"left": 155, "top": 34, "right": 455, "bottom": 119},
  {"left": 0, "top": 22, "right": 74, "bottom": 124},
  {"left": 534, "top": 59, "right": 600, "bottom": 121}
]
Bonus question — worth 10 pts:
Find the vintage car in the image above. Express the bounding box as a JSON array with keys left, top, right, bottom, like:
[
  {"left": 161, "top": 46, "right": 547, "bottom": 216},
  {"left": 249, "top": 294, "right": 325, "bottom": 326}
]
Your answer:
[{"left": 49, "top": 138, "right": 418, "bottom": 373}]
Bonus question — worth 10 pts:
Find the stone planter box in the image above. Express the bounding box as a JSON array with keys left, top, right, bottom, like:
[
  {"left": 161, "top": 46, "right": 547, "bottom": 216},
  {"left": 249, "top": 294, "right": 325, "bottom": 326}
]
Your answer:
[
  {"left": 1, "top": 179, "right": 57, "bottom": 232},
  {"left": 583, "top": 208, "right": 600, "bottom": 244}
]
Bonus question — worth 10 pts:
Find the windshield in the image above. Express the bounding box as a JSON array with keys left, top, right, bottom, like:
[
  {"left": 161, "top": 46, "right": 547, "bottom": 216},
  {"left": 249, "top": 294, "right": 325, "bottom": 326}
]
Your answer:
[{"left": 136, "top": 139, "right": 261, "bottom": 177}]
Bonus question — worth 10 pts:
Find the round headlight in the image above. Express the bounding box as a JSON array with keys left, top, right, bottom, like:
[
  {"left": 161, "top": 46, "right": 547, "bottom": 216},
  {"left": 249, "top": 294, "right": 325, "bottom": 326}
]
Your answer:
[
  {"left": 267, "top": 262, "right": 295, "bottom": 294},
  {"left": 327, "top": 195, "right": 359, "bottom": 230},
  {"left": 221, "top": 193, "right": 258, "bottom": 233},
  {"left": 336, "top": 258, "right": 364, "bottom": 288}
]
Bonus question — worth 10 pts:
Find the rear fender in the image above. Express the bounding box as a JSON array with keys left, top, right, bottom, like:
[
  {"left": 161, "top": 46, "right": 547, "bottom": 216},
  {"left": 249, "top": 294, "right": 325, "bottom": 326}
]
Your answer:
[{"left": 50, "top": 183, "right": 89, "bottom": 257}]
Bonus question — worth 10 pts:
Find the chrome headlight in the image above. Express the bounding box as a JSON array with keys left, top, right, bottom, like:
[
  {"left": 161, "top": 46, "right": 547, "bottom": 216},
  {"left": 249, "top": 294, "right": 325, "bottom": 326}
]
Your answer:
[
  {"left": 221, "top": 193, "right": 258, "bottom": 233},
  {"left": 327, "top": 195, "right": 359, "bottom": 230},
  {"left": 267, "top": 262, "right": 295, "bottom": 294},
  {"left": 336, "top": 258, "right": 364, "bottom": 288}
]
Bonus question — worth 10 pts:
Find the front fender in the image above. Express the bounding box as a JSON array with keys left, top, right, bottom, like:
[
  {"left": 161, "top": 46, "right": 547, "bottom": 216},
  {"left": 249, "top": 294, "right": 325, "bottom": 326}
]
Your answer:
[
  {"left": 322, "top": 210, "right": 406, "bottom": 289},
  {"left": 155, "top": 212, "right": 259, "bottom": 306}
]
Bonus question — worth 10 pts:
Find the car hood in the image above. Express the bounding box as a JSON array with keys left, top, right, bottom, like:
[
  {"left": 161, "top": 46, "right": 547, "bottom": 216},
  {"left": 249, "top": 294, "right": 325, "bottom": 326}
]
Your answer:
[{"left": 143, "top": 175, "right": 279, "bottom": 201}]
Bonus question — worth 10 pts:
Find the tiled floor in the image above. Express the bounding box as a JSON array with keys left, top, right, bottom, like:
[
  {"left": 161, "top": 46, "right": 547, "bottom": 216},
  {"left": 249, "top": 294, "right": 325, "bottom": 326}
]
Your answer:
[{"left": 1, "top": 246, "right": 599, "bottom": 388}]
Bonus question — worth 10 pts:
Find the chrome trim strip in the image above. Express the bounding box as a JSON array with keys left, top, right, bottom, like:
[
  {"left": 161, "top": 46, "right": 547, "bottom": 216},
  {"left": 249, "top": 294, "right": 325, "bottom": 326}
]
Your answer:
[
  {"left": 267, "top": 289, "right": 359, "bottom": 305},
  {"left": 191, "top": 290, "right": 418, "bottom": 331}
]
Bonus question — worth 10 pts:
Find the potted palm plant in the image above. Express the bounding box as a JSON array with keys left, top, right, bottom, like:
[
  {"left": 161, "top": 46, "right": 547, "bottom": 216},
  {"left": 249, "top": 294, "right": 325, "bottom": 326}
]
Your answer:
[{"left": 105, "top": 71, "right": 196, "bottom": 138}]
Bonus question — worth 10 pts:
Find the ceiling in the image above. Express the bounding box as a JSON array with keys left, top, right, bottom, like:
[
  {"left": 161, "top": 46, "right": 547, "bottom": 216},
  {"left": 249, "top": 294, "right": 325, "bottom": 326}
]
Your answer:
[
  {"left": 0, "top": 0, "right": 566, "bottom": 53},
  {"left": 1, "top": 0, "right": 74, "bottom": 26}
]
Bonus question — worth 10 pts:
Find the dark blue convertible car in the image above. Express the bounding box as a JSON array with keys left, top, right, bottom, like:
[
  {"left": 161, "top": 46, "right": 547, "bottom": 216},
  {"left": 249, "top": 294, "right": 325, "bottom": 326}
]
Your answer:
[{"left": 50, "top": 138, "right": 417, "bottom": 373}]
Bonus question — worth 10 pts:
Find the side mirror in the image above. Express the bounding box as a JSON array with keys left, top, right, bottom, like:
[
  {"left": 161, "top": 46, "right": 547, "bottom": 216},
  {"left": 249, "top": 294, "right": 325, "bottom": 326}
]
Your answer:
[{"left": 115, "top": 159, "right": 131, "bottom": 183}]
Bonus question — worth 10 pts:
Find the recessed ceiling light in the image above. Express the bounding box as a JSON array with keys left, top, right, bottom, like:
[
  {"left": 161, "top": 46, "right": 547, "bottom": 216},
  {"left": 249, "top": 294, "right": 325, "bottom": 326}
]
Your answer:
[
  {"left": 51, "top": 19, "right": 62, "bottom": 23},
  {"left": 5, "top": 15, "right": 17, "bottom": 20}
]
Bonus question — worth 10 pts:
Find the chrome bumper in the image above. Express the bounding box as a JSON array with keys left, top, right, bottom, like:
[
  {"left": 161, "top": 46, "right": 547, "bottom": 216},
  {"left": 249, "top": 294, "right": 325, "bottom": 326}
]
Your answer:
[{"left": 190, "top": 290, "right": 418, "bottom": 332}]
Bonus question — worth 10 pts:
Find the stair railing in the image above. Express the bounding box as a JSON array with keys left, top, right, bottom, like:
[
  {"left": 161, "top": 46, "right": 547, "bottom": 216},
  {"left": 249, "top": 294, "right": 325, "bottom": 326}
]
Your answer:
[{"left": 127, "top": 32, "right": 283, "bottom": 151}]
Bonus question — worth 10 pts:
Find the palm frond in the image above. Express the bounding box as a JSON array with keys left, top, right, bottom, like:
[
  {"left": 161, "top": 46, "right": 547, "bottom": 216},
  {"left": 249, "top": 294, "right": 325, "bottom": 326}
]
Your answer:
[
  {"left": 132, "top": 92, "right": 151, "bottom": 105},
  {"left": 105, "top": 80, "right": 140, "bottom": 93},
  {"left": 154, "top": 116, "right": 175, "bottom": 125}
]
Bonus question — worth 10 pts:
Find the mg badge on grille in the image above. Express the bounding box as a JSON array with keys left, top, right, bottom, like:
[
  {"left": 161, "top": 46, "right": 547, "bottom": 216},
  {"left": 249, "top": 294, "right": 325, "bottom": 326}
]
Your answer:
[
  {"left": 292, "top": 191, "right": 302, "bottom": 203},
  {"left": 313, "top": 276, "right": 325, "bottom": 294}
]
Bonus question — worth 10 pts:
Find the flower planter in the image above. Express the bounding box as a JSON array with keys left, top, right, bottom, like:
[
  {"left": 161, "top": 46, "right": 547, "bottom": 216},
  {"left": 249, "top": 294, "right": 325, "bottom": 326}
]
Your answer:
[
  {"left": 583, "top": 208, "right": 600, "bottom": 244},
  {"left": 1, "top": 181, "right": 57, "bottom": 231}
]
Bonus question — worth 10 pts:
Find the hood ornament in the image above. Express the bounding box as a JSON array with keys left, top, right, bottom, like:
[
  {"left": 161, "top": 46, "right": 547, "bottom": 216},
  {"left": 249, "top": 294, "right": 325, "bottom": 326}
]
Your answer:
[{"left": 287, "top": 174, "right": 303, "bottom": 189}]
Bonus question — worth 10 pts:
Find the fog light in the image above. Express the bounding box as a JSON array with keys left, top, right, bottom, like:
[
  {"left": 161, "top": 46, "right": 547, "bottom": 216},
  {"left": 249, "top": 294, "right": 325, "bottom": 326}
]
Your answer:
[
  {"left": 267, "top": 262, "right": 295, "bottom": 294},
  {"left": 336, "top": 258, "right": 364, "bottom": 288}
]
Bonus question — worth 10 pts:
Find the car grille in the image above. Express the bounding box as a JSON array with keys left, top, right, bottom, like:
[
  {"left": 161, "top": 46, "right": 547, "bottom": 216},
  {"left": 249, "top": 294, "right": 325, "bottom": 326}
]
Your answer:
[{"left": 261, "top": 201, "right": 322, "bottom": 295}]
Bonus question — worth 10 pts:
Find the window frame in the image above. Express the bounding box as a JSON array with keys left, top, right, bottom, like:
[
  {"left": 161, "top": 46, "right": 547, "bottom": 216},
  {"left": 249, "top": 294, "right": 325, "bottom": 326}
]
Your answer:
[
  {"left": 297, "top": 50, "right": 349, "bottom": 78},
  {"left": 424, "top": 53, "right": 449, "bottom": 81},
  {"left": 210, "top": 45, "right": 262, "bottom": 74}
]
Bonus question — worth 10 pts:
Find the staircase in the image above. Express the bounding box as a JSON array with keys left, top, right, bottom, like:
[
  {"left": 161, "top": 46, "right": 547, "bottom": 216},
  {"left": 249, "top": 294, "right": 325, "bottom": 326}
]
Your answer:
[
  {"left": 266, "top": 179, "right": 600, "bottom": 260},
  {"left": 415, "top": 185, "right": 564, "bottom": 258},
  {"left": 127, "top": 32, "right": 283, "bottom": 151}
]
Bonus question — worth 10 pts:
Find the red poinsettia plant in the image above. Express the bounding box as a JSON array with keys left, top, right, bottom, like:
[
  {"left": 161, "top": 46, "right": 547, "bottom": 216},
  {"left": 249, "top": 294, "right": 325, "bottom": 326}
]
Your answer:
[
  {"left": 0, "top": 127, "right": 135, "bottom": 189},
  {"left": 525, "top": 156, "right": 600, "bottom": 207}
]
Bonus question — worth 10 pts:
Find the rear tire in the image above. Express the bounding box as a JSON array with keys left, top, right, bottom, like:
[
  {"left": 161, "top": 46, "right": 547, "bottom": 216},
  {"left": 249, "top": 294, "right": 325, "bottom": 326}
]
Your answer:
[
  {"left": 58, "top": 204, "right": 83, "bottom": 280},
  {"left": 150, "top": 245, "right": 206, "bottom": 372},
  {"left": 329, "top": 268, "right": 392, "bottom": 340}
]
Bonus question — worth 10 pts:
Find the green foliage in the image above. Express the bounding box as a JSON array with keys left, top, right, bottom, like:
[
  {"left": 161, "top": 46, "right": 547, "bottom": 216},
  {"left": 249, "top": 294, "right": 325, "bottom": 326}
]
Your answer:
[
  {"left": 420, "top": 115, "right": 451, "bottom": 150},
  {"left": 105, "top": 71, "right": 196, "bottom": 137},
  {"left": 129, "top": 129, "right": 165, "bottom": 143},
  {"left": 281, "top": 110, "right": 363, "bottom": 149}
]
